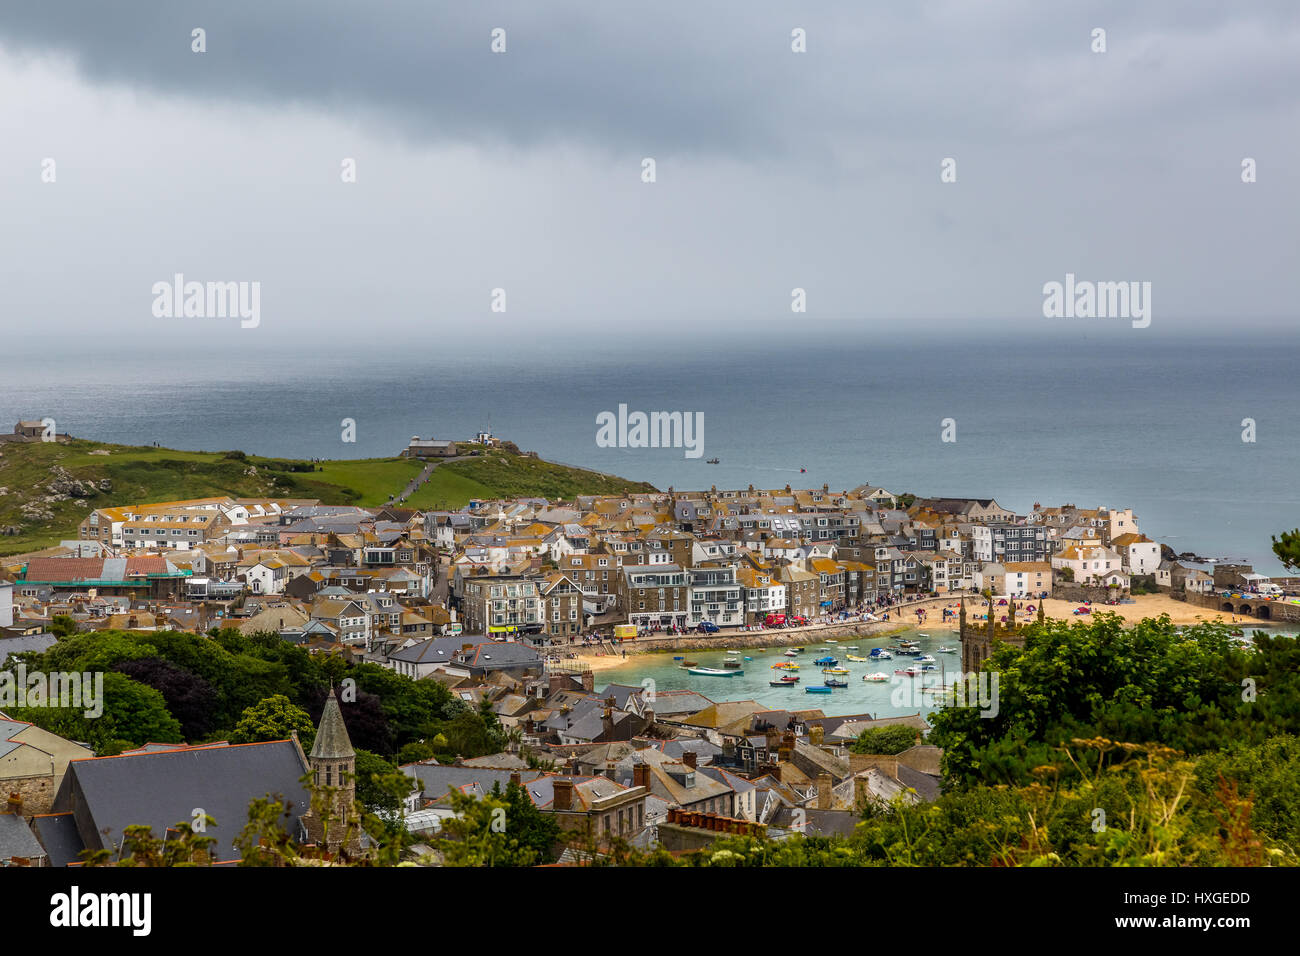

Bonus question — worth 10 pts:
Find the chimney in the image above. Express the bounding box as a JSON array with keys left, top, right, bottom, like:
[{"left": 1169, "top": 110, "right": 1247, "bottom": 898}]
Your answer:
[
  {"left": 817, "top": 772, "right": 833, "bottom": 810},
  {"left": 6, "top": 792, "right": 22, "bottom": 815},
  {"left": 509, "top": 771, "right": 521, "bottom": 787},
  {"left": 633, "top": 762, "right": 650, "bottom": 789},
  {"left": 552, "top": 778, "right": 574, "bottom": 811},
  {"left": 809, "top": 725, "right": 825, "bottom": 747},
  {"left": 779, "top": 730, "right": 795, "bottom": 762},
  {"left": 683, "top": 750, "right": 697, "bottom": 769}
]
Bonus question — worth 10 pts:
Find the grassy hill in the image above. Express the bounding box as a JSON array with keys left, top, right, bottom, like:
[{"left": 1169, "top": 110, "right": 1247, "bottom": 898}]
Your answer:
[{"left": 0, "top": 438, "right": 656, "bottom": 555}]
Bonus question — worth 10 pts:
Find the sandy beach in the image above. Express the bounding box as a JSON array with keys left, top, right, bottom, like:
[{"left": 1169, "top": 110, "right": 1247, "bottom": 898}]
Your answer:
[{"left": 562, "top": 593, "right": 1255, "bottom": 671}]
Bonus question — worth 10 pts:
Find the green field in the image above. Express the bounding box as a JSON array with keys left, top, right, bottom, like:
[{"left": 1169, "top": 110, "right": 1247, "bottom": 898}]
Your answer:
[{"left": 0, "top": 438, "right": 655, "bottom": 556}]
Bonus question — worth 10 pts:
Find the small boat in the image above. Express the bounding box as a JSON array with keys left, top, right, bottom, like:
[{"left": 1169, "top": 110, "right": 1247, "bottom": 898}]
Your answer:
[
  {"left": 915, "top": 654, "right": 936, "bottom": 664},
  {"left": 869, "top": 649, "right": 893, "bottom": 660},
  {"left": 936, "top": 646, "right": 957, "bottom": 654},
  {"left": 722, "top": 659, "right": 743, "bottom": 669},
  {"left": 814, "top": 656, "right": 838, "bottom": 665},
  {"left": 772, "top": 662, "right": 799, "bottom": 670},
  {"left": 805, "top": 685, "right": 833, "bottom": 694},
  {"left": 825, "top": 639, "right": 838, "bottom": 644},
  {"left": 742, "top": 656, "right": 753, "bottom": 661},
  {"left": 769, "top": 675, "right": 799, "bottom": 686},
  {"left": 688, "top": 667, "right": 743, "bottom": 677},
  {"left": 706, "top": 457, "right": 720, "bottom": 464},
  {"left": 823, "top": 678, "right": 848, "bottom": 688},
  {"left": 784, "top": 649, "right": 798, "bottom": 657},
  {"left": 895, "top": 666, "right": 923, "bottom": 677},
  {"left": 917, "top": 633, "right": 929, "bottom": 638},
  {"left": 822, "top": 667, "right": 849, "bottom": 675},
  {"left": 793, "top": 647, "right": 806, "bottom": 654},
  {"left": 672, "top": 656, "right": 684, "bottom": 661},
  {"left": 845, "top": 654, "right": 869, "bottom": 662},
  {"left": 863, "top": 672, "right": 890, "bottom": 682},
  {"left": 680, "top": 660, "right": 698, "bottom": 667}
]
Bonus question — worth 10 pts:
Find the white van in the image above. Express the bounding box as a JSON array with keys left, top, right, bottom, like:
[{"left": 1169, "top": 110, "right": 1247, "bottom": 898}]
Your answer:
[{"left": 1256, "top": 582, "right": 1283, "bottom": 597}]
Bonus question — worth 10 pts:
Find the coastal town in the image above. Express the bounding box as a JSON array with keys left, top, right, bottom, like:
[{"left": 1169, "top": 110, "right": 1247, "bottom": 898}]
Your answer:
[{"left": 1, "top": 424, "right": 1297, "bottom": 866}]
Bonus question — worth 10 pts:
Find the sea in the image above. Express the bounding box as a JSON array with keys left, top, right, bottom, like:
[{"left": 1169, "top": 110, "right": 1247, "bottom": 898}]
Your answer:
[{"left": 2, "top": 327, "right": 1296, "bottom": 572}]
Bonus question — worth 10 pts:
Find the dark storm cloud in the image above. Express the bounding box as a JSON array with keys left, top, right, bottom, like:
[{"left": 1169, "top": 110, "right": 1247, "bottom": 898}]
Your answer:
[{"left": 3, "top": 1, "right": 1296, "bottom": 159}]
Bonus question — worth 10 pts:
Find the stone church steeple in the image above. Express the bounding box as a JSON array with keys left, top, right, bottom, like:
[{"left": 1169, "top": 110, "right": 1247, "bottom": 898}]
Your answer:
[{"left": 304, "top": 687, "right": 360, "bottom": 855}]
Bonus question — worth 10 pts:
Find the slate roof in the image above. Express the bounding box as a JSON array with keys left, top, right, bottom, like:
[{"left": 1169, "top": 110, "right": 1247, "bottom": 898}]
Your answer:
[
  {"left": 54, "top": 740, "right": 312, "bottom": 861},
  {"left": 0, "top": 631, "right": 57, "bottom": 666},
  {"left": 310, "top": 690, "right": 355, "bottom": 760},
  {"left": 0, "top": 812, "right": 47, "bottom": 862},
  {"left": 30, "top": 812, "right": 82, "bottom": 866}
]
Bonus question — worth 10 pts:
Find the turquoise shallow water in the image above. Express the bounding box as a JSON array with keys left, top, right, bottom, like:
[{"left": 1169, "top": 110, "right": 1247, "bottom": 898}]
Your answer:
[
  {"left": 594, "top": 623, "right": 1300, "bottom": 719},
  {"left": 595, "top": 626, "right": 968, "bottom": 719}
]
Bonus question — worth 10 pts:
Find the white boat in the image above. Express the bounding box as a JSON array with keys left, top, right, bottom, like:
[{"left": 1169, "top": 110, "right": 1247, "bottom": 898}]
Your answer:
[
  {"left": 783, "top": 649, "right": 798, "bottom": 657},
  {"left": 868, "top": 649, "right": 893, "bottom": 660},
  {"left": 917, "top": 633, "right": 930, "bottom": 638},
  {"left": 936, "top": 646, "right": 957, "bottom": 654},
  {"left": 915, "top": 654, "right": 937, "bottom": 664},
  {"left": 862, "top": 672, "right": 890, "bottom": 682},
  {"left": 688, "top": 667, "right": 743, "bottom": 677}
]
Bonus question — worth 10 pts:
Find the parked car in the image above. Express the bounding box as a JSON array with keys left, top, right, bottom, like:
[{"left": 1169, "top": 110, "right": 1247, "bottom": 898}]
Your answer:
[
  {"left": 696, "top": 621, "right": 720, "bottom": 634},
  {"left": 789, "top": 615, "right": 809, "bottom": 626},
  {"left": 764, "top": 613, "right": 787, "bottom": 628}
]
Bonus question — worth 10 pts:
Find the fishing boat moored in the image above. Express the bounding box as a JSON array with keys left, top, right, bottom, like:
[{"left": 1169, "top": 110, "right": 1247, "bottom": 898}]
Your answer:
[
  {"left": 863, "top": 672, "right": 890, "bottom": 682},
  {"left": 688, "top": 667, "right": 744, "bottom": 677},
  {"left": 805, "top": 685, "right": 833, "bottom": 694}
]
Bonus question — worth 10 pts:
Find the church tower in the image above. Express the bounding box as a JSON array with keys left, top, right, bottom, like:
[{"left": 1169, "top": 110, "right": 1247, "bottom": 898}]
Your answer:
[{"left": 305, "top": 688, "right": 360, "bottom": 856}]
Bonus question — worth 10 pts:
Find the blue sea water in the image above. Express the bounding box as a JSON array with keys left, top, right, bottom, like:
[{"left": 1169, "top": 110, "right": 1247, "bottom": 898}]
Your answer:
[{"left": 2, "top": 328, "right": 1296, "bottom": 571}]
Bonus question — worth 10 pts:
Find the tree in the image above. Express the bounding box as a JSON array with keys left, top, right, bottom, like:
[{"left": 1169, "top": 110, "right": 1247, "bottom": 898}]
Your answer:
[
  {"left": 49, "top": 615, "right": 79, "bottom": 637},
  {"left": 114, "top": 656, "right": 220, "bottom": 741},
  {"left": 851, "top": 724, "right": 921, "bottom": 755},
  {"left": 1272, "top": 529, "right": 1300, "bottom": 573},
  {"left": 7, "top": 671, "right": 182, "bottom": 753},
  {"left": 353, "top": 749, "right": 413, "bottom": 816},
  {"left": 232, "top": 694, "right": 314, "bottom": 745},
  {"left": 433, "top": 785, "right": 546, "bottom": 866}
]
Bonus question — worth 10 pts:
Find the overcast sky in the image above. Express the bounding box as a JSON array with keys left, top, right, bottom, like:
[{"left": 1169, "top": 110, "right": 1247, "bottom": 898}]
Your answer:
[{"left": 1, "top": 1, "right": 1297, "bottom": 351}]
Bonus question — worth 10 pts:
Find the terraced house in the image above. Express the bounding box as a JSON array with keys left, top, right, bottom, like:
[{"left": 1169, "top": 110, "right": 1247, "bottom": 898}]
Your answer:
[
  {"left": 461, "top": 573, "right": 544, "bottom": 638},
  {"left": 620, "top": 563, "right": 688, "bottom": 631}
]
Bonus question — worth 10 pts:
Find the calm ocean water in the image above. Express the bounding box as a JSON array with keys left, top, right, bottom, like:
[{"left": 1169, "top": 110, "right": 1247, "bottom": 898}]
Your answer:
[{"left": 3, "top": 329, "right": 1296, "bottom": 571}]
